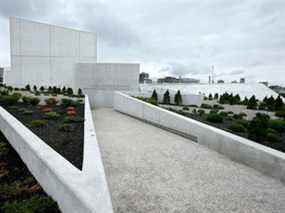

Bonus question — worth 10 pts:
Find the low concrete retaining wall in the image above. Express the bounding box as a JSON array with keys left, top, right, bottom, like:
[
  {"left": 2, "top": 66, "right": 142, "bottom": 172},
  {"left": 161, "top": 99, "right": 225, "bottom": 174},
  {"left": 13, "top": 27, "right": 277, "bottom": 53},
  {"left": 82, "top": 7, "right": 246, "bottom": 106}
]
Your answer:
[
  {"left": 114, "top": 91, "right": 285, "bottom": 183},
  {"left": 0, "top": 96, "right": 113, "bottom": 213}
]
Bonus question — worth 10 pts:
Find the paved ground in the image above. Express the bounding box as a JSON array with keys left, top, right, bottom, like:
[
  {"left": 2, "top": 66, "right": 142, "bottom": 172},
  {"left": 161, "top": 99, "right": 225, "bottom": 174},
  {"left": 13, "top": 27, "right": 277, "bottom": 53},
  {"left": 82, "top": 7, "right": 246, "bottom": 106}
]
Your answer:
[{"left": 93, "top": 108, "right": 285, "bottom": 213}]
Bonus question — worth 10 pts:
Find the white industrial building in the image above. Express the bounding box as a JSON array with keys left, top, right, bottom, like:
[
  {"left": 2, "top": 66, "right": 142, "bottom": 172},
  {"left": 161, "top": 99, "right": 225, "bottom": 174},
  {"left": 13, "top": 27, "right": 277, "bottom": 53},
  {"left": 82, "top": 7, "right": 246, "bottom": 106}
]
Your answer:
[{"left": 5, "top": 17, "right": 139, "bottom": 106}]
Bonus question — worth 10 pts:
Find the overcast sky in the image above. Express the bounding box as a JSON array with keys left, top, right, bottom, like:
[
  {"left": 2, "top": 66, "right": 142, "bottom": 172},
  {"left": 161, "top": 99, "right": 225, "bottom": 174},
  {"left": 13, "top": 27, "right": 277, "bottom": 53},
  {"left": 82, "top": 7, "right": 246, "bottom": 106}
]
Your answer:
[{"left": 0, "top": 0, "right": 285, "bottom": 85}]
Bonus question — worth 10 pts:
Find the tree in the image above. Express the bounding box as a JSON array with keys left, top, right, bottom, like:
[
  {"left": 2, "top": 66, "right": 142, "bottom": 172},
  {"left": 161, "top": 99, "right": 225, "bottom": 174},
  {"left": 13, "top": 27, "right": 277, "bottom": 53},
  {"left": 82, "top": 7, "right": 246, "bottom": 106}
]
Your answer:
[
  {"left": 247, "top": 95, "right": 258, "bottom": 109},
  {"left": 78, "top": 88, "right": 83, "bottom": 97},
  {"left": 163, "top": 90, "right": 170, "bottom": 104},
  {"left": 275, "top": 95, "right": 284, "bottom": 111},
  {"left": 33, "top": 85, "right": 37, "bottom": 91},
  {"left": 67, "top": 87, "right": 73, "bottom": 96},
  {"left": 174, "top": 90, "right": 182, "bottom": 105},
  {"left": 62, "top": 86, "right": 66, "bottom": 94},
  {"left": 40, "top": 86, "right": 45, "bottom": 92},
  {"left": 208, "top": 93, "right": 213, "bottom": 100},
  {"left": 242, "top": 97, "right": 249, "bottom": 105},
  {"left": 214, "top": 93, "right": 219, "bottom": 99},
  {"left": 25, "top": 84, "right": 31, "bottom": 91},
  {"left": 151, "top": 89, "right": 158, "bottom": 101},
  {"left": 266, "top": 96, "right": 275, "bottom": 111}
]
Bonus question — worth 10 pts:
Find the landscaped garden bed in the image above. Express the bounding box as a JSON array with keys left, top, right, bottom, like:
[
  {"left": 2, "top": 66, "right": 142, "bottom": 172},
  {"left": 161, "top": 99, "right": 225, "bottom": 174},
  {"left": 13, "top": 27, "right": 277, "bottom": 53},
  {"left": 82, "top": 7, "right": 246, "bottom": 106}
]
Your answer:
[
  {"left": 138, "top": 89, "right": 285, "bottom": 153},
  {"left": 0, "top": 131, "right": 60, "bottom": 212},
  {"left": 0, "top": 85, "right": 84, "bottom": 170}
]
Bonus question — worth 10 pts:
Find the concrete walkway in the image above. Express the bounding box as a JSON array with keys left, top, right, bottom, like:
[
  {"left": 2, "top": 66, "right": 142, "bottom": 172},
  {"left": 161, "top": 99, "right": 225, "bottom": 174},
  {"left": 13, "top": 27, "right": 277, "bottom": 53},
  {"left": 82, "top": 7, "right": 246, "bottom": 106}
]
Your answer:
[{"left": 93, "top": 108, "right": 285, "bottom": 213}]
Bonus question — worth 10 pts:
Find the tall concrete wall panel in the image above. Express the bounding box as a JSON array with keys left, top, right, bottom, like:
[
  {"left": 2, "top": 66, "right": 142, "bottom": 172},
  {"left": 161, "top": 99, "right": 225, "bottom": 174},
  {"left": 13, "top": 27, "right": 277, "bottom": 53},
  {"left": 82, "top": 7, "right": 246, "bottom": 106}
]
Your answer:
[
  {"left": 7, "top": 17, "right": 97, "bottom": 88},
  {"left": 75, "top": 63, "right": 140, "bottom": 107}
]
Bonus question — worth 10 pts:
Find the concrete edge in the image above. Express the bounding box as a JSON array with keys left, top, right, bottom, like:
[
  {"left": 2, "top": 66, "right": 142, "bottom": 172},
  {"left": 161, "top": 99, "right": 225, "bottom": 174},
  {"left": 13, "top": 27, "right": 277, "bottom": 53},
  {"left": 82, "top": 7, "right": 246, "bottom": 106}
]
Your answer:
[
  {"left": 113, "top": 91, "right": 285, "bottom": 183},
  {"left": 0, "top": 96, "right": 114, "bottom": 213}
]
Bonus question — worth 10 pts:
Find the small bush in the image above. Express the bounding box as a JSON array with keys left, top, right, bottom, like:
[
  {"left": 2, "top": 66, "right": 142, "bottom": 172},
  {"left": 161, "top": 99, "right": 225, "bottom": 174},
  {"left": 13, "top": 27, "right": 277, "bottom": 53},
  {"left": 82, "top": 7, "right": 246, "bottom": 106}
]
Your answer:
[
  {"left": 45, "top": 112, "right": 60, "bottom": 119},
  {"left": 268, "top": 119, "right": 285, "bottom": 133},
  {"left": 0, "top": 95, "right": 20, "bottom": 106},
  {"left": 40, "top": 86, "right": 45, "bottom": 92},
  {"left": 229, "top": 123, "right": 246, "bottom": 133},
  {"left": 30, "top": 120, "right": 48, "bottom": 127},
  {"left": 182, "top": 106, "right": 189, "bottom": 111},
  {"left": 30, "top": 97, "right": 40, "bottom": 106},
  {"left": 213, "top": 104, "right": 224, "bottom": 110},
  {"left": 275, "top": 110, "right": 285, "bottom": 119},
  {"left": 197, "top": 109, "right": 205, "bottom": 116},
  {"left": 45, "top": 98, "right": 58, "bottom": 106},
  {"left": 58, "top": 124, "right": 73, "bottom": 132},
  {"left": 209, "top": 109, "right": 219, "bottom": 114},
  {"left": 148, "top": 97, "right": 158, "bottom": 106},
  {"left": 219, "top": 111, "right": 228, "bottom": 117},
  {"left": 233, "top": 113, "right": 247, "bottom": 120},
  {"left": 63, "top": 116, "right": 84, "bottom": 123},
  {"left": 12, "top": 92, "right": 22, "bottom": 99},
  {"left": 23, "top": 110, "right": 33, "bottom": 115},
  {"left": 67, "top": 87, "right": 73, "bottom": 96},
  {"left": 0, "top": 142, "right": 9, "bottom": 156},
  {"left": 206, "top": 113, "right": 223, "bottom": 123},
  {"left": 266, "top": 132, "right": 281, "bottom": 143},
  {"left": 22, "top": 96, "right": 32, "bottom": 104},
  {"left": 189, "top": 104, "right": 198, "bottom": 108},
  {"left": 25, "top": 84, "right": 31, "bottom": 91},
  {"left": 200, "top": 103, "right": 212, "bottom": 109},
  {"left": 61, "top": 98, "right": 76, "bottom": 107}
]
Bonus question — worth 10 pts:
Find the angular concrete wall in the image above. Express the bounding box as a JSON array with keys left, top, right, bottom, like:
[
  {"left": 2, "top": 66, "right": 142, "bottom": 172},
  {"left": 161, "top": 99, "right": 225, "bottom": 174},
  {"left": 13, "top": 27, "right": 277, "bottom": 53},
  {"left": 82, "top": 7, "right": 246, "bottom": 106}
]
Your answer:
[
  {"left": 7, "top": 17, "right": 97, "bottom": 88},
  {"left": 0, "top": 96, "right": 113, "bottom": 213},
  {"left": 75, "top": 63, "right": 139, "bottom": 107},
  {"left": 113, "top": 91, "right": 285, "bottom": 184}
]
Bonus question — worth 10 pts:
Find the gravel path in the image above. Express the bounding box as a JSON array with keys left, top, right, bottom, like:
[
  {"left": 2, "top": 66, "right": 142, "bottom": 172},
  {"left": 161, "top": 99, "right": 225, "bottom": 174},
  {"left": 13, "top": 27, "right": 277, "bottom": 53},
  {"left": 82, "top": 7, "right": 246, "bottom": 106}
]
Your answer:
[{"left": 94, "top": 108, "right": 285, "bottom": 213}]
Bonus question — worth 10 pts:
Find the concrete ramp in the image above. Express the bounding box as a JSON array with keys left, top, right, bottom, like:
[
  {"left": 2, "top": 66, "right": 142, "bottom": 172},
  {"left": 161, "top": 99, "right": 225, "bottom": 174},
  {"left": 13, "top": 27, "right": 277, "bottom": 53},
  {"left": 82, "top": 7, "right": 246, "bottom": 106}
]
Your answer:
[{"left": 94, "top": 108, "right": 285, "bottom": 213}]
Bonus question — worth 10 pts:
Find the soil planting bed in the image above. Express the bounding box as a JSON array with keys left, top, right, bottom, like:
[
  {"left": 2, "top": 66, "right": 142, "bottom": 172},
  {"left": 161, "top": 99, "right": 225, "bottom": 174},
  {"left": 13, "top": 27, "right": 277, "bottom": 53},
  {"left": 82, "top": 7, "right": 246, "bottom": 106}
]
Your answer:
[
  {"left": 0, "top": 131, "right": 60, "bottom": 212},
  {"left": 2, "top": 102, "right": 84, "bottom": 170}
]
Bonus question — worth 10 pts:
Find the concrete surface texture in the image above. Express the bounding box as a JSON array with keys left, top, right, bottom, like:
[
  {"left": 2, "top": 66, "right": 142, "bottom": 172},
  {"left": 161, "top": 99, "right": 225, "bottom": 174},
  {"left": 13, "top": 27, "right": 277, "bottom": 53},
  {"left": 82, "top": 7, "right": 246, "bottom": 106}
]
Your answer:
[
  {"left": 94, "top": 107, "right": 285, "bottom": 213},
  {"left": 8, "top": 17, "right": 97, "bottom": 88},
  {"left": 75, "top": 63, "right": 139, "bottom": 107},
  {"left": 113, "top": 92, "right": 285, "bottom": 183},
  {"left": 140, "top": 83, "right": 280, "bottom": 100},
  {"left": 0, "top": 96, "right": 113, "bottom": 213}
]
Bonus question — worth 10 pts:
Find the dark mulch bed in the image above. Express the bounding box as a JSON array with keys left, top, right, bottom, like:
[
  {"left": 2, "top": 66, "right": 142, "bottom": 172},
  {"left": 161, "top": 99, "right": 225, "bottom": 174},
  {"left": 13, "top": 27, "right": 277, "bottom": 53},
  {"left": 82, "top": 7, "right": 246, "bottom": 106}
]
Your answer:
[
  {"left": 1, "top": 103, "right": 84, "bottom": 170},
  {"left": 166, "top": 108, "right": 285, "bottom": 153},
  {"left": 0, "top": 131, "right": 60, "bottom": 212}
]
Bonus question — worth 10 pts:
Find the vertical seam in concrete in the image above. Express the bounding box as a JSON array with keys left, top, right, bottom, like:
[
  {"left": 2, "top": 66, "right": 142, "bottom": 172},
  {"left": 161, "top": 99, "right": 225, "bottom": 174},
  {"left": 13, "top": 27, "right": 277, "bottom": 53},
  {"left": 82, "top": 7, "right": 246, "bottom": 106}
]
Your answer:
[{"left": 49, "top": 25, "right": 52, "bottom": 86}]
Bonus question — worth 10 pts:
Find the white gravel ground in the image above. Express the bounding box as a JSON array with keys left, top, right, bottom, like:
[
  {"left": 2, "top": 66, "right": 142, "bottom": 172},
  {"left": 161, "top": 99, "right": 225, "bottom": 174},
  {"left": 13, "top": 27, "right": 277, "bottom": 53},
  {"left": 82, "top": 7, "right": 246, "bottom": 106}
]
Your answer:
[{"left": 94, "top": 108, "right": 285, "bottom": 213}]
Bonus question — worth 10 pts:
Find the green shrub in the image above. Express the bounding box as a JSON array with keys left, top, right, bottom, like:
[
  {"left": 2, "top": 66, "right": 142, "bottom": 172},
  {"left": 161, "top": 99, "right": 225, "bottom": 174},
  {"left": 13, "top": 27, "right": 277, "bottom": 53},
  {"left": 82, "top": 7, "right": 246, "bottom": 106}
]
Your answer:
[
  {"left": 40, "top": 86, "right": 45, "bottom": 92},
  {"left": 61, "top": 98, "right": 76, "bottom": 107},
  {"left": 30, "top": 97, "right": 40, "bottom": 105},
  {"left": 200, "top": 103, "right": 212, "bottom": 109},
  {"left": 0, "top": 95, "right": 20, "bottom": 106},
  {"left": 45, "top": 112, "right": 60, "bottom": 119},
  {"left": 213, "top": 104, "right": 224, "bottom": 110},
  {"left": 163, "top": 90, "right": 170, "bottom": 104},
  {"left": 229, "top": 123, "right": 246, "bottom": 133},
  {"left": 233, "top": 113, "right": 247, "bottom": 120},
  {"left": 30, "top": 120, "right": 48, "bottom": 127},
  {"left": 268, "top": 119, "right": 285, "bottom": 133},
  {"left": 63, "top": 116, "right": 84, "bottom": 123},
  {"left": 22, "top": 96, "right": 32, "bottom": 104},
  {"left": 12, "top": 92, "right": 22, "bottom": 99},
  {"left": 206, "top": 113, "right": 223, "bottom": 123},
  {"left": 189, "top": 104, "right": 198, "bottom": 108},
  {"left": 45, "top": 98, "right": 58, "bottom": 106},
  {"left": 23, "top": 110, "right": 33, "bottom": 115},
  {"left": 236, "top": 119, "right": 249, "bottom": 128},
  {"left": 67, "top": 87, "right": 73, "bottom": 96},
  {"left": 174, "top": 90, "right": 182, "bottom": 105},
  {"left": 148, "top": 97, "right": 158, "bottom": 106},
  {"left": 1, "top": 195, "right": 60, "bottom": 213},
  {"left": 209, "top": 109, "right": 219, "bottom": 114},
  {"left": 25, "top": 84, "right": 31, "bottom": 91},
  {"left": 266, "top": 132, "right": 281, "bottom": 143},
  {"left": 197, "top": 109, "right": 205, "bottom": 116},
  {"left": 182, "top": 106, "right": 189, "bottom": 111},
  {"left": 58, "top": 123, "right": 73, "bottom": 132},
  {"left": 275, "top": 110, "right": 285, "bottom": 119},
  {"left": 0, "top": 142, "right": 9, "bottom": 156},
  {"left": 219, "top": 111, "right": 228, "bottom": 117}
]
